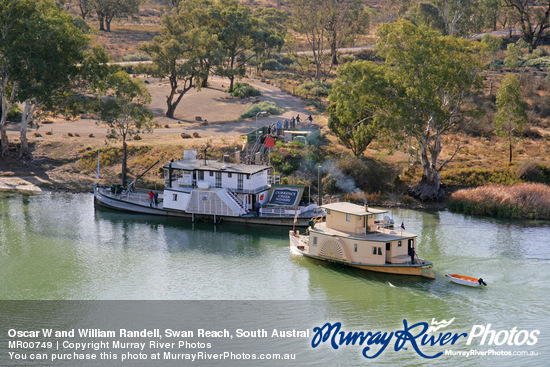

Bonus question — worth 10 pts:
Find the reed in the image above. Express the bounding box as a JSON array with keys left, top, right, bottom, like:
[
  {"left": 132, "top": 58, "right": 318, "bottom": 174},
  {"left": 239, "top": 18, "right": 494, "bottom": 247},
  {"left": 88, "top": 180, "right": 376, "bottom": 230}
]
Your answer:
[{"left": 449, "top": 183, "right": 550, "bottom": 219}]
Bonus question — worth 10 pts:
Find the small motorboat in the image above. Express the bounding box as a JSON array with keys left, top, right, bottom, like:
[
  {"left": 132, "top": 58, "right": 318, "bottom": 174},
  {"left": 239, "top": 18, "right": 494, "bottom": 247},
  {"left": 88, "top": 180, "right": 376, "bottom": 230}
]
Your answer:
[{"left": 446, "top": 274, "right": 487, "bottom": 287}]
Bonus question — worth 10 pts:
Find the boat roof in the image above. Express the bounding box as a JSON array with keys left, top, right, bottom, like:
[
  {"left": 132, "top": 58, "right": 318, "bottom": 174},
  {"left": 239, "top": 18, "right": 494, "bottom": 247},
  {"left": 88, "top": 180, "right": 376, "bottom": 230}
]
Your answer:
[
  {"left": 163, "top": 159, "right": 270, "bottom": 175},
  {"left": 322, "top": 202, "right": 388, "bottom": 216}
]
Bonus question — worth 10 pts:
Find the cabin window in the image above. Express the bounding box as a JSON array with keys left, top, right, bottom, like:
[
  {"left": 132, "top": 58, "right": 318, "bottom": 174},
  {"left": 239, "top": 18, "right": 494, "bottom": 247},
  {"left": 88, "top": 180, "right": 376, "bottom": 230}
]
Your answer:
[
  {"left": 398, "top": 241, "right": 402, "bottom": 247},
  {"left": 372, "top": 246, "right": 382, "bottom": 255},
  {"left": 357, "top": 216, "right": 361, "bottom": 220},
  {"left": 246, "top": 174, "right": 250, "bottom": 179},
  {"left": 346, "top": 214, "right": 351, "bottom": 222},
  {"left": 173, "top": 194, "right": 178, "bottom": 201},
  {"left": 215, "top": 172, "right": 222, "bottom": 188},
  {"left": 209, "top": 171, "right": 213, "bottom": 177},
  {"left": 326, "top": 209, "right": 331, "bottom": 215},
  {"left": 372, "top": 246, "right": 377, "bottom": 255},
  {"left": 408, "top": 239, "right": 414, "bottom": 247},
  {"left": 354, "top": 244, "right": 357, "bottom": 252},
  {"left": 198, "top": 171, "right": 204, "bottom": 180},
  {"left": 368, "top": 215, "right": 373, "bottom": 219},
  {"left": 228, "top": 173, "right": 232, "bottom": 178},
  {"left": 378, "top": 247, "right": 382, "bottom": 255},
  {"left": 313, "top": 237, "right": 317, "bottom": 246}
]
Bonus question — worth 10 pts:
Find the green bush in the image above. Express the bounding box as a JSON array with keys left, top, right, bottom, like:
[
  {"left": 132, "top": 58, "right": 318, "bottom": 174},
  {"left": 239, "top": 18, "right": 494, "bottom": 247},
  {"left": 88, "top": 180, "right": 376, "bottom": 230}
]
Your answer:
[
  {"left": 240, "top": 101, "right": 284, "bottom": 119},
  {"left": 295, "top": 81, "right": 332, "bottom": 98},
  {"left": 72, "top": 16, "right": 91, "bottom": 34},
  {"left": 122, "top": 54, "right": 152, "bottom": 62},
  {"left": 525, "top": 57, "right": 550, "bottom": 68},
  {"left": 229, "top": 82, "right": 261, "bottom": 98},
  {"left": 262, "top": 59, "right": 284, "bottom": 71}
]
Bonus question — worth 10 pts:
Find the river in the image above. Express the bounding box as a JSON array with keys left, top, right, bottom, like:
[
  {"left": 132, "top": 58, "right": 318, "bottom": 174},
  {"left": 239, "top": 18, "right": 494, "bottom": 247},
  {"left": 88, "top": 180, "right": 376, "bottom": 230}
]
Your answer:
[{"left": 0, "top": 192, "right": 548, "bottom": 366}]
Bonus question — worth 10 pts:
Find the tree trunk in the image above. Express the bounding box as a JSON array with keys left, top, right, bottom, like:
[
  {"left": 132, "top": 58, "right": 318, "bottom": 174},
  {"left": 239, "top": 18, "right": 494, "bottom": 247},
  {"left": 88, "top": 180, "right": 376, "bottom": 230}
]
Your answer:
[
  {"left": 97, "top": 12, "right": 105, "bottom": 31},
  {"left": 105, "top": 19, "right": 111, "bottom": 32},
  {"left": 18, "top": 101, "right": 32, "bottom": 159},
  {"left": 228, "top": 75, "right": 235, "bottom": 93},
  {"left": 509, "top": 140, "right": 513, "bottom": 163},
  {"left": 122, "top": 140, "right": 127, "bottom": 187},
  {"left": 166, "top": 103, "right": 176, "bottom": 119},
  {"left": 413, "top": 135, "right": 444, "bottom": 200},
  {"left": 411, "top": 173, "right": 444, "bottom": 201},
  {"left": 0, "top": 125, "right": 8, "bottom": 157}
]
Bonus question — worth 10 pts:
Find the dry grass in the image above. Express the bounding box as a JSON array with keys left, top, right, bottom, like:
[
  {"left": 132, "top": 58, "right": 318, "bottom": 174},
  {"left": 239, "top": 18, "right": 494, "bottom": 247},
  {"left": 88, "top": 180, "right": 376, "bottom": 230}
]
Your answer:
[{"left": 449, "top": 183, "right": 550, "bottom": 219}]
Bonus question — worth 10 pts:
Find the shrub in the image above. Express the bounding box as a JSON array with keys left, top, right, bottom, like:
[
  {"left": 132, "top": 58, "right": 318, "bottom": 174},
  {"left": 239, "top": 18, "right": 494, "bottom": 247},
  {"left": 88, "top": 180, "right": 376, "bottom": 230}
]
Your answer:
[
  {"left": 122, "top": 54, "right": 152, "bottom": 62},
  {"left": 229, "top": 83, "right": 261, "bottom": 98},
  {"left": 262, "top": 59, "right": 284, "bottom": 71},
  {"left": 239, "top": 101, "right": 284, "bottom": 119},
  {"left": 72, "top": 16, "right": 91, "bottom": 34},
  {"left": 295, "top": 80, "right": 332, "bottom": 98},
  {"left": 337, "top": 156, "right": 393, "bottom": 193},
  {"left": 338, "top": 54, "right": 356, "bottom": 64},
  {"left": 517, "top": 161, "right": 550, "bottom": 184},
  {"left": 525, "top": 57, "right": 550, "bottom": 68}
]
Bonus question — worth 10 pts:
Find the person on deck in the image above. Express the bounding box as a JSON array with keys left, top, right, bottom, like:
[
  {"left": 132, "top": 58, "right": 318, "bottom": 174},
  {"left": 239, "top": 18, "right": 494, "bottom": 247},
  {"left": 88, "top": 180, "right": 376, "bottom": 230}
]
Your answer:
[
  {"left": 153, "top": 192, "right": 159, "bottom": 206},
  {"left": 410, "top": 247, "right": 415, "bottom": 264},
  {"left": 148, "top": 191, "right": 154, "bottom": 207}
]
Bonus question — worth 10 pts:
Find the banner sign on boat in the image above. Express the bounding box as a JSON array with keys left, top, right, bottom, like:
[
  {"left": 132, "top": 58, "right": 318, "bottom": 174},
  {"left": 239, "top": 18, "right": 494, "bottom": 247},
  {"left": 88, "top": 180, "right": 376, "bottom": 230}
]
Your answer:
[{"left": 268, "top": 187, "right": 301, "bottom": 207}]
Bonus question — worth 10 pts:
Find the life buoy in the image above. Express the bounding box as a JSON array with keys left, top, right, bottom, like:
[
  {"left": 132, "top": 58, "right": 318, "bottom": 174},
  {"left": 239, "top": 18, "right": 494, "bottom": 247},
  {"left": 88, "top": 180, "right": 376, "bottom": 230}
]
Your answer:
[{"left": 260, "top": 194, "right": 264, "bottom": 201}]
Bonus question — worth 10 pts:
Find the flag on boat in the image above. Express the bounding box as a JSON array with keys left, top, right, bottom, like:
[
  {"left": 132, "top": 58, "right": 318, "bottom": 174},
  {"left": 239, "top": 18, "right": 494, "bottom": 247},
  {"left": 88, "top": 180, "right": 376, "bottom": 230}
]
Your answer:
[
  {"left": 96, "top": 151, "right": 100, "bottom": 180},
  {"left": 401, "top": 221, "right": 405, "bottom": 230},
  {"left": 294, "top": 208, "right": 298, "bottom": 224}
]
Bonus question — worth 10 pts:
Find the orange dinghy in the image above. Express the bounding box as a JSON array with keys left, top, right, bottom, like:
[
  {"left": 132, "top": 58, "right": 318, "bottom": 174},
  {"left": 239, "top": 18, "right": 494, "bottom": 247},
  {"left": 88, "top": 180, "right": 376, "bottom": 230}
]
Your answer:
[{"left": 446, "top": 274, "right": 487, "bottom": 287}]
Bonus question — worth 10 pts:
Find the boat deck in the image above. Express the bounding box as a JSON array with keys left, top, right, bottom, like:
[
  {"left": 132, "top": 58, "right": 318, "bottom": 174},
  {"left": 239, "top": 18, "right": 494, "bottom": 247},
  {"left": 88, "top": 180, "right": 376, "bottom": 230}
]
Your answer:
[{"left": 311, "top": 222, "right": 414, "bottom": 242}]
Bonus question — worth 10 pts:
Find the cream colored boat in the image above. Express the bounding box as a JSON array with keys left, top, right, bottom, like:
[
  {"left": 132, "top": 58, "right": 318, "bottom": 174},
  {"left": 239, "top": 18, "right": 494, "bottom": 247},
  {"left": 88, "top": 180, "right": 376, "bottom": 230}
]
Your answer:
[{"left": 289, "top": 202, "right": 435, "bottom": 279}]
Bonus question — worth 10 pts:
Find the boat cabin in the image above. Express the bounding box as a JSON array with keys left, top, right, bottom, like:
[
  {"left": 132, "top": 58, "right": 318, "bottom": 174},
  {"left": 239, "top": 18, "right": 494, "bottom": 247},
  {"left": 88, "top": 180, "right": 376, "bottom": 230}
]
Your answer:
[
  {"left": 160, "top": 151, "right": 317, "bottom": 218},
  {"left": 310, "top": 203, "right": 416, "bottom": 266}
]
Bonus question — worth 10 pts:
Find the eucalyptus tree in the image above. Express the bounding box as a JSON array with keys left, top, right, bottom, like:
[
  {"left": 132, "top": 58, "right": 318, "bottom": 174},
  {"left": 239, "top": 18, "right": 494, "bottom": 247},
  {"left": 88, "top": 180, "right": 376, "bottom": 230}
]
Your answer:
[
  {"left": 91, "top": 0, "right": 141, "bottom": 32},
  {"left": 141, "top": 1, "right": 218, "bottom": 118},
  {"left": 253, "top": 8, "right": 288, "bottom": 74},
  {"left": 494, "top": 74, "right": 527, "bottom": 163},
  {"left": 376, "top": 20, "right": 483, "bottom": 200},
  {"left": 100, "top": 71, "right": 154, "bottom": 187},
  {"left": 503, "top": 0, "right": 550, "bottom": 51},
  {"left": 14, "top": 0, "right": 90, "bottom": 158},
  {"left": 328, "top": 61, "right": 391, "bottom": 157},
  {"left": 289, "top": 0, "right": 331, "bottom": 80},
  {"left": 208, "top": 0, "right": 261, "bottom": 92},
  {"left": 0, "top": 0, "right": 35, "bottom": 156},
  {"left": 481, "top": 34, "right": 503, "bottom": 96}
]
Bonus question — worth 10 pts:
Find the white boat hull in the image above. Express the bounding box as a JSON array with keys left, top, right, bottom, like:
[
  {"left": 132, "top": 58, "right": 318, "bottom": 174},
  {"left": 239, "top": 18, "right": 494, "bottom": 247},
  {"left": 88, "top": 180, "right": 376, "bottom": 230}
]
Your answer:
[{"left": 94, "top": 184, "right": 317, "bottom": 227}]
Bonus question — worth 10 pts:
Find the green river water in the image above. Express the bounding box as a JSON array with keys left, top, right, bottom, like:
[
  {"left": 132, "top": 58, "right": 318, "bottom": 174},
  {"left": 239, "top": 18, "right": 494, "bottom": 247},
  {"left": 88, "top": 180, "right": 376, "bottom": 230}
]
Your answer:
[{"left": 0, "top": 192, "right": 548, "bottom": 366}]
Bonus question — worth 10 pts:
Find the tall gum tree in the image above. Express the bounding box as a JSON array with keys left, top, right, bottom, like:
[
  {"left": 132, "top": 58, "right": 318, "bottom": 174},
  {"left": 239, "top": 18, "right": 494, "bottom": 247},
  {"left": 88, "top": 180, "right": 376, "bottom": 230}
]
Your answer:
[
  {"left": 494, "top": 73, "right": 527, "bottom": 163},
  {"left": 209, "top": 0, "right": 260, "bottom": 92},
  {"left": 14, "top": 0, "right": 90, "bottom": 159},
  {"left": 141, "top": 2, "right": 217, "bottom": 118},
  {"left": 376, "top": 20, "right": 483, "bottom": 200},
  {"left": 0, "top": 0, "right": 36, "bottom": 156},
  {"left": 100, "top": 70, "right": 153, "bottom": 187},
  {"left": 328, "top": 61, "right": 391, "bottom": 157}
]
